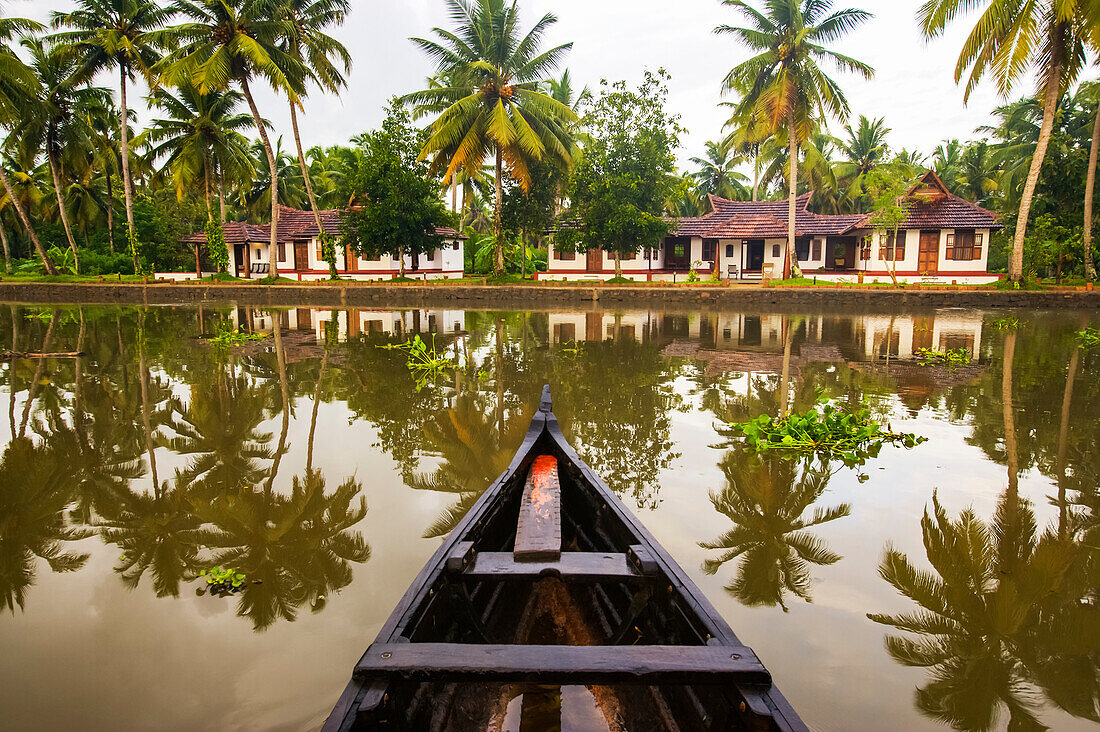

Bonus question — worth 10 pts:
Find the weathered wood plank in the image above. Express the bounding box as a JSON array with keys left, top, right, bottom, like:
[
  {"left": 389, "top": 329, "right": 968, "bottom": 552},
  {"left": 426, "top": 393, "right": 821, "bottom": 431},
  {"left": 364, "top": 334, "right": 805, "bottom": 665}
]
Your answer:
[
  {"left": 462, "top": 551, "right": 645, "bottom": 581},
  {"left": 354, "top": 643, "right": 770, "bottom": 685},
  {"left": 514, "top": 454, "right": 561, "bottom": 561}
]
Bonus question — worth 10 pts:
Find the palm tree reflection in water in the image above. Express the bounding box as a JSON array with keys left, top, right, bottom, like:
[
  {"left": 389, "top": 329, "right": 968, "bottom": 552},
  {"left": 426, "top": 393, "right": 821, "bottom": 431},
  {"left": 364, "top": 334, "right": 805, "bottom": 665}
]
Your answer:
[{"left": 700, "top": 447, "right": 849, "bottom": 610}]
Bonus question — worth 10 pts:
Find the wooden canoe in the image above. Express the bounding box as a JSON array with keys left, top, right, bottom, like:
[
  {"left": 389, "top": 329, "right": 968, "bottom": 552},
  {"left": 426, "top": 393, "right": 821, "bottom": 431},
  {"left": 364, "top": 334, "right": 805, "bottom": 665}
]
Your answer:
[{"left": 324, "top": 386, "right": 807, "bottom": 731}]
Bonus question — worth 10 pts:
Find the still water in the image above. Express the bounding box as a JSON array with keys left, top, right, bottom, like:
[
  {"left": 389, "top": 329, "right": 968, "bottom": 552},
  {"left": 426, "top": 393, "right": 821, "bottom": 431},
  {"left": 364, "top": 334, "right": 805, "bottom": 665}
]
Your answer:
[{"left": 0, "top": 302, "right": 1096, "bottom": 731}]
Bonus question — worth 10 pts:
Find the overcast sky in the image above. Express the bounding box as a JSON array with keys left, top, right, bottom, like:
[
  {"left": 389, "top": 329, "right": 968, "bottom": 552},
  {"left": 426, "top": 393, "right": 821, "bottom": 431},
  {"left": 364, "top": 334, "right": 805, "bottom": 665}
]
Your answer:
[{"left": 11, "top": 0, "right": 1068, "bottom": 171}]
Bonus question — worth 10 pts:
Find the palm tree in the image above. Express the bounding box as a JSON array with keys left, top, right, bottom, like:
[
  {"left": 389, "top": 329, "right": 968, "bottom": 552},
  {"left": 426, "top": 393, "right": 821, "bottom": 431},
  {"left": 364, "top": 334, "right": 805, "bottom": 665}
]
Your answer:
[
  {"left": 279, "top": 0, "right": 351, "bottom": 239},
  {"left": 834, "top": 115, "right": 890, "bottom": 211},
  {"left": 142, "top": 83, "right": 255, "bottom": 273},
  {"left": 0, "top": 18, "right": 55, "bottom": 274},
  {"left": 246, "top": 136, "right": 306, "bottom": 216},
  {"left": 918, "top": 0, "right": 1091, "bottom": 284},
  {"left": 957, "top": 140, "right": 1000, "bottom": 207},
  {"left": 161, "top": 0, "right": 304, "bottom": 279},
  {"left": 717, "top": 0, "right": 874, "bottom": 278},
  {"left": 721, "top": 97, "right": 772, "bottom": 201},
  {"left": 15, "top": 39, "right": 112, "bottom": 274},
  {"left": 689, "top": 140, "right": 750, "bottom": 201},
  {"left": 402, "top": 0, "right": 578, "bottom": 276},
  {"left": 700, "top": 448, "right": 849, "bottom": 610},
  {"left": 50, "top": 0, "right": 175, "bottom": 273}
]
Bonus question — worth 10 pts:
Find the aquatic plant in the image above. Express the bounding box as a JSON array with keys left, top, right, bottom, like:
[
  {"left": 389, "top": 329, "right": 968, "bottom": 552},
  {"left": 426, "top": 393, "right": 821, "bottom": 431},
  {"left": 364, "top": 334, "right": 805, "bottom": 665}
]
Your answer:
[
  {"left": 377, "top": 334, "right": 454, "bottom": 391},
  {"left": 206, "top": 322, "right": 269, "bottom": 348},
  {"left": 1075, "top": 326, "right": 1100, "bottom": 349},
  {"left": 915, "top": 346, "right": 971, "bottom": 367},
  {"left": 992, "top": 316, "right": 1024, "bottom": 330},
  {"left": 728, "top": 404, "right": 927, "bottom": 480},
  {"left": 197, "top": 566, "right": 247, "bottom": 597}
]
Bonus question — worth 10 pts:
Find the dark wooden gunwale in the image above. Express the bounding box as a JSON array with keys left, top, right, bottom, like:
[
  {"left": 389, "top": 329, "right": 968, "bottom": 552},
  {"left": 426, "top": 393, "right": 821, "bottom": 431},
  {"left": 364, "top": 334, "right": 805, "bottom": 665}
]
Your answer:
[{"left": 324, "top": 386, "right": 808, "bottom": 732}]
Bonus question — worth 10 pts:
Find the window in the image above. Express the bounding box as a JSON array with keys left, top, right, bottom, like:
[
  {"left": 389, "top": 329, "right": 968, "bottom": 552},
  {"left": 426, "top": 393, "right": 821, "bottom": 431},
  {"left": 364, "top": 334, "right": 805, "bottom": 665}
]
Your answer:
[
  {"left": 702, "top": 239, "right": 717, "bottom": 261},
  {"left": 795, "top": 239, "right": 810, "bottom": 261},
  {"left": 725, "top": 244, "right": 735, "bottom": 257},
  {"left": 453, "top": 242, "right": 459, "bottom": 251},
  {"left": 277, "top": 243, "right": 286, "bottom": 262},
  {"left": 811, "top": 239, "right": 822, "bottom": 260},
  {"left": 772, "top": 243, "right": 781, "bottom": 257},
  {"left": 878, "top": 232, "right": 905, "bottom": 261},
  {"left": 557, "top": 248, "right": 575, "bottom": 261},
  {"left": 974, "top": 232, "right": 983, "bottom": 260},
  {"left": 426, "top": 249, "right": 435, "bottom": 262},
  {"left": 860, "top": 238, "right": 871, "bottom": 260},
  {"left": 949, "top": 230, "right": 976, "bottom": 260},
  {"left": 315, "top": 240, "right": 323, "bottom": 259},
  {"left": 675, "top": 242, "right": 686, "bottom": 257},
  {"left": 623, "top": 249, "right": 636, "bottom": 261}
]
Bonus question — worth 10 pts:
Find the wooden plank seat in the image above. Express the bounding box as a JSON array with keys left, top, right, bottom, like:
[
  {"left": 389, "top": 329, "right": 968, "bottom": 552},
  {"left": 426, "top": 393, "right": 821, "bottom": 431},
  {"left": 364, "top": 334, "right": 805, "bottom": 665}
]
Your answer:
[
  {"left": 249, "top": 262, "right": 269, "bottom": 275},
  {"left": 514, "top": 455, "right": 561, "bottom": 561},
  {"left": 461, "top": 551, "right": 645, "bottom": 582},
  {"left": 354, "top": 643, "right": 771, "bottom": 685}
]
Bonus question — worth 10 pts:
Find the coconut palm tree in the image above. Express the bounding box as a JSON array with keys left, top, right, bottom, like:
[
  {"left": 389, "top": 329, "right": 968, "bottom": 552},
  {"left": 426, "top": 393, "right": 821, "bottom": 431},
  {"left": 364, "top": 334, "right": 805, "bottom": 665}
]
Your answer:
[
  {"left": 721, "top": 97, "right": 773, "bottom": 201},
  {"left": 246, "top": 136, "right": 306, "bottom": 216},
  {"left": 50, "top": 0, "right": 175, "bottom": 273},
  {"left": 0, "top": 19, "right": 55, "bottom": 274},
  {"left": 402, "top": 0, "right": 578, "bottom": 276},
  {"left": 834, "top": 115, "right": 891, "bottom": 210},
  {"left": 15, "top": 39, "right": 112, "bottom": 274},
  {"left": 161, "top": 0, "right": 304, "bottom": 279},
  {"left": 278, "top": 0, "right": 351, "bottom": 238},
  {"left": 956, "top": 140, "right": 1000, "bottom": 207},
  {"left": 700, "top": 448, "right": 848, "bottom": 610},
  {"left": 1079, "top": 80, "right": 1100, "bottom": 282},
  {"left": 918, "top": 0, "right": 1091, "bottom": 284},
  {"left": 717, "top": 0, "right": 874, "bottom": 278},
  {"left": 689, "top": 140, "right": 750, "bottom": 201}
]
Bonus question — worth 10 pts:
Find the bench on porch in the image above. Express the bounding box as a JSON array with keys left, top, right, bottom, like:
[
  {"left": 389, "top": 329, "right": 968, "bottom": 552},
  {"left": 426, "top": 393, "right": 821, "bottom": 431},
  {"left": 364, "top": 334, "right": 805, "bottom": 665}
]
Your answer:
[{"left": 249, "top": 263, "right": 269, "bottom": 275}]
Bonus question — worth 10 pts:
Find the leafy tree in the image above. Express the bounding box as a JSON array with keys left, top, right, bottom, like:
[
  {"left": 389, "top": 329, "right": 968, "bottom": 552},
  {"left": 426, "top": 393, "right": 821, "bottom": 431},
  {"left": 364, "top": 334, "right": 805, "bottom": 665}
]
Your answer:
[
  {"left": 717, "top": 0, "right": 874, "bottom": 278},
  {"left": 341, "top": 106, "right": 453, "bottom": 278},
  {"left": 501, "top": 158, "right": 559, "bottom": 278},
  {"left": 402, "top": 0, "right": 578, "bottom": 276},
  {"left": 918, "top": 0, "right": 1092, "bottom": 284},
  {"left": 557, "top": 70, "right": 681, "bottom": 279},
  {"left": 863, "top": 168, "right": 915, "bottom": 285}
]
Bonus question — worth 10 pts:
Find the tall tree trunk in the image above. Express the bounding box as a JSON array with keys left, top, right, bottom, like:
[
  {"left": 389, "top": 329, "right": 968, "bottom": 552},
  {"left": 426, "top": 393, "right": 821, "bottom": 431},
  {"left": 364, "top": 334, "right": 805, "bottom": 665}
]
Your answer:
[
  {"left": 9, "top": 305, "right": 18, "bottom": 441},
  {"left": 785, "top": 114, "right": 802, "bottom": 280},
  {"left": 1002, "top": 330, "right": 1018, "bottom": 506},
  {"left": 1010, "top": 62, "right": 1062, "bottom": 283},
  {"left": 138, "top": 309, "right": 159, "bottom": 491},
  {"left": 105, "top": 169, "right": 115, "bottom": 252},
  {"left": 0, "top": 216, "right": 11, "bottom": 274},
  {"left": 779, "top": 316, "right": 792, "bottom": 418},
  {"left": 752, "top": 152, "right": 760, "bottom": 203},
  {"left": 1084, "top": 99, "right": 1100, "bottom": 282},
  {"left": 306, "top": 335, "right": 330, "bottom": 473},
  {"left": 20, "top": 311, "right": 57, "bottom": 438},
  {"left": 614, "top": 250, "right": 621, "bottom": 278},
  {"left": 398, "top": 244, "right": 405, "bottom": 278},
  {"left": 265, "top": 315, "right": 291, "bottom": 494},
  {"left": 1056, "top": 345, "right": 1078, "bottom": 539},
  {"left": 218, "top": 171, "right": 227, "bottom": 224},
  {"left": 289, "top": 100, "right": 326, "bottom": 237},
  {"left": 241, "top": 75, "right": 280, "bottom": 281},
  {"left": 48, "top": 155, "right": 80, "bottom": 274},
  {"left": 495, "top": 318, "right": 504, "bottom": 436},
  {"left": 197, "top": 158, "right": 211, "bottom": 279},
  {"left": 0, "top": 165, "right": 55, "bottom": 274},
  {"left": 494, "top": 146, "right": 504, "bottom": 277},
  {"left": 119, "top": 67, "right": 139, "bottom": 273}
]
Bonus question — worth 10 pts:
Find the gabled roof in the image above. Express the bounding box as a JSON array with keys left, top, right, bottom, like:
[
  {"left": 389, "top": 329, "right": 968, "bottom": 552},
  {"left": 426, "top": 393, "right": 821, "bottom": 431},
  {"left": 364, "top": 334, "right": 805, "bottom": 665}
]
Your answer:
[
  {"left": 851, "top": 170, "right": 1002, "bottom": 231},
  {"left": 179, "top": 206, "right": 467, "bottom": 245}
]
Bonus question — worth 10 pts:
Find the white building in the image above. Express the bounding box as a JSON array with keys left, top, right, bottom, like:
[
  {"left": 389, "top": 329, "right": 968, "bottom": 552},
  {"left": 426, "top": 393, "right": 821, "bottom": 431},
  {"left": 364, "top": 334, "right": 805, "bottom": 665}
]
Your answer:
[
  {"left": 541, "top": 171, "right": 1000, "bottom": 285},
  {"left": 181, "top": 206, "right": 465, "bottom": 281}
]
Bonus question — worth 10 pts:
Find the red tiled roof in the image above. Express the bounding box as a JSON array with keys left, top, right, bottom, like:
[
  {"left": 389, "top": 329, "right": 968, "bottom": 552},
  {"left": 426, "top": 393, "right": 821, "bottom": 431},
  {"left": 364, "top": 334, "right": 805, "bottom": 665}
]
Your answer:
[
  {"left": 668, "top": 174, "right": 1000, "bottom": 239},
  {"left": 179, "top": 206, "right": 467, "bottom": 244},
  {"left": 850, "top": 171, "right": 1002, "bottom": 231}
]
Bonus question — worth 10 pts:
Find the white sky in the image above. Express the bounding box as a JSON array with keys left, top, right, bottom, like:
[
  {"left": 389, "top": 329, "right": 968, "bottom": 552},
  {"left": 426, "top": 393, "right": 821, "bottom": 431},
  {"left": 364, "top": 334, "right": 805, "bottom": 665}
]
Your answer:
[{"left": 11, "top": 0, "right": 1074, "bottom": 171}]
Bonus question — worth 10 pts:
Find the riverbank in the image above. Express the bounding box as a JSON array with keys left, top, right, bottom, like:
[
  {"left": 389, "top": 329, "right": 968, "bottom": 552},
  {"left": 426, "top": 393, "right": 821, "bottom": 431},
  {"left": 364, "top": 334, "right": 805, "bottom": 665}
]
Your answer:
[{"left": 0, "top": 279, "right": 1097, "bottom": 310}]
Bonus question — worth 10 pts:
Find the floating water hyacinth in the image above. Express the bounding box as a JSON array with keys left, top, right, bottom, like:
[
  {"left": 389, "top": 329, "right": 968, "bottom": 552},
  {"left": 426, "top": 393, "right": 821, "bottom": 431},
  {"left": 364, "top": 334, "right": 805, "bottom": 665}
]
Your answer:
[
  {"left": 729, "top": 404, "right": 927, "bottom": 481},
  {"left": 915, "top": 347, "right": 971, "bottom": 368},
  {"left": 377, "top": 334, "right": 454, "bottom": 391}
]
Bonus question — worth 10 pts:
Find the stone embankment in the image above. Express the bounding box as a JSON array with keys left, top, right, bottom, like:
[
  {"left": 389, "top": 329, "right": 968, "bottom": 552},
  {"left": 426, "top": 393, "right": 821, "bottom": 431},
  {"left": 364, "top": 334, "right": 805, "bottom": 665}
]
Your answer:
[{"left": 0, "top": 281, "right": 1096, "bottom": 311}]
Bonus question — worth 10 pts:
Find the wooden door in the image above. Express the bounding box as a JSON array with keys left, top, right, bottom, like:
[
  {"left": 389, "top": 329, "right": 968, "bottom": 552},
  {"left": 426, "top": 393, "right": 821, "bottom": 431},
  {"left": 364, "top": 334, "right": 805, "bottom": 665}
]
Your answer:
[
  {"left": 586, "top": 248, "right": 602, "bottom": 273},
  {"left": 411, "top": 251, "right": 420, "bottom": 271},
  {"left": 918, "top": 231, "right": 939, "bottom": 274},
  {"left": 294, "top": 241, "right": 309, "bottom": 272},
  {"left": 234, "top": 245, "right": 245, "bottom": 277},
  {"left": 346, "top": 245, "right": 357, "bottom": 273}
]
